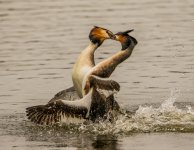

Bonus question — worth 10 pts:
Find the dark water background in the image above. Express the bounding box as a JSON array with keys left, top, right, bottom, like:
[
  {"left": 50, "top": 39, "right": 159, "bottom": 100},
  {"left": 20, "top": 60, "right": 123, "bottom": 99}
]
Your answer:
[{"left": 0, "top": 0, "right": 194, "bottom": 149}]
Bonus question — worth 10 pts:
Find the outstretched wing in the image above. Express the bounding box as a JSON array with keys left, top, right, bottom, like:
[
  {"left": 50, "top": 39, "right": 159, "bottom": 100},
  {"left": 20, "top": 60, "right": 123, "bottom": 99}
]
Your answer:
[
  {"left": 49, "top": 86, "right": 80, "bottom": 103},
  {"left": 83, "top": 75, "right": 120, "bottom": 96},
  {"left": 26, "top": 95, "right": 92, "bottom": 125},
  {"left": 90, "top": 75, "right": 120, "bottom": 92}
]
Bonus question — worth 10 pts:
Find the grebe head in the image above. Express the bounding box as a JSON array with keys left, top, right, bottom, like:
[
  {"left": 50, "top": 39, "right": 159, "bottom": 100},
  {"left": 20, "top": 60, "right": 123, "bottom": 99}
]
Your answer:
[
  {"left": 89, "top": 26, "right": 116, "bottom": 46},
  {"left": 115, "top": 29, "right": 138, "bottom": 50}
]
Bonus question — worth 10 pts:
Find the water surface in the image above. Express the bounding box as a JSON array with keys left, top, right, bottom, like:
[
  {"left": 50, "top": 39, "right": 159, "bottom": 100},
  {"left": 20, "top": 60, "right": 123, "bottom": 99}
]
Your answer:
[{"left": 0, "top": 0, "right": 194, "bottom": 149}]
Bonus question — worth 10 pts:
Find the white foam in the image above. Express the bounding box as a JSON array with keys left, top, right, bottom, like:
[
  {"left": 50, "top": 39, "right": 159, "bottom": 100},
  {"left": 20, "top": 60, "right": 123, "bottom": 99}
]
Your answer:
[{"left": 75, "top": 90, "right": 194, "bottom": 135}]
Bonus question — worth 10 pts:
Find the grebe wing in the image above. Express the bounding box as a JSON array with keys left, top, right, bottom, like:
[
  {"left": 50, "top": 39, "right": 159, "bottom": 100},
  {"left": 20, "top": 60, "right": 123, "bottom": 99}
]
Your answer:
[
  {"left": 83, "top": 75, "right": 120, "bottom": 96},
  {"left": 26, "top": 91, "right": 93, "bottom": 125},
  {"left": 49, "top": 86, "right": 80, "bottom": 103},
  {"left": 90, "top": 75, "right": 120, "bottom": 92}
]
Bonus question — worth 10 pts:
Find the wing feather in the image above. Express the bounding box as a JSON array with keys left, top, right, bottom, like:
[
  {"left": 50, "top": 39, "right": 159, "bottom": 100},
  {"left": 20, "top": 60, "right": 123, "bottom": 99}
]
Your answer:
[
  {"left": 83, "top": 75, "right": 120, "bottom": 96},
  {"left": 90, "top": 75, "right": 120, "bottom": 92},
  {"left": 26, "top": 99, "right": 88, "bottom": 125}
]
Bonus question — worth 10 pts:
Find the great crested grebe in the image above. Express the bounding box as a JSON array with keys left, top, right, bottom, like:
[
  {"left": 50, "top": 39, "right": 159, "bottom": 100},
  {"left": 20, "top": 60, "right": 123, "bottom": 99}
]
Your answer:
[
  {"left": 82, "top": 29, "right": 137, "bottom": 114},
  {"left": 72, "top": 26, "right": 115, "bottom": 98},
  {"left": 49, "top": 26, "right": 115, "bottom": 102},
  {"left": 82, "top": 29, "right": 137, "bottom": 95},
  {"left": 26, "top": 30, "right": 138, "bottom": 125}
]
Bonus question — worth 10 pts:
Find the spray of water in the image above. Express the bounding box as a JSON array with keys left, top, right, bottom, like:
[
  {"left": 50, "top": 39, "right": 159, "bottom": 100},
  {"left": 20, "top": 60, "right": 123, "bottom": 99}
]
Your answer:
[
  {"left": 76, "top": 89, "right": 194, "bottom": 135},
  {"left": 23, "top": 89, "right": 194, "bottom": 136}
]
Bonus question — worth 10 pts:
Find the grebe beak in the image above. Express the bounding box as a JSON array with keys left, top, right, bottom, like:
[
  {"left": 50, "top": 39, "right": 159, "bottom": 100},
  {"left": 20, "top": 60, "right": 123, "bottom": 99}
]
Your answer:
[
  {"left": 106, "top": 30, "right": 116, "bottom": 40},
  {"left": 114, "top": 29, "right": 134, "bottom": 41}
]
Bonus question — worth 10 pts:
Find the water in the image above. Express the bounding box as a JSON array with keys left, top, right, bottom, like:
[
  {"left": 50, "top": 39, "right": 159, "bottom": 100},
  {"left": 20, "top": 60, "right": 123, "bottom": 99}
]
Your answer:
[{"left": 0, "top": 0, "right": 194, "bottom": 149}]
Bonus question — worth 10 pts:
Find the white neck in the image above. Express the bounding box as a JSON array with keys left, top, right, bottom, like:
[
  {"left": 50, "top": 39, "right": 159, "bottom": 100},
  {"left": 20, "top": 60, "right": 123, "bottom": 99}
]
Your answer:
[
  {"left": 72, "top": 42, "right": 99, "bottom": 98},
  {"left": 77, "top": 42, "right": 98, "bottom": 67},
  {"left": 81, "top": 42, "right": 98, "bottom": 57}
]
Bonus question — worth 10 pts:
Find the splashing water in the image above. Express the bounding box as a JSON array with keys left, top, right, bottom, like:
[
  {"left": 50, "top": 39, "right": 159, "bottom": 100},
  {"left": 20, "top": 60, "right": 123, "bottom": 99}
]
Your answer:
[
  {"left": 23, "top": 90, "right": 194, "bottom": 136},
  {"left": 76, "top": 90, "right": 194, "bottom": 135}
]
